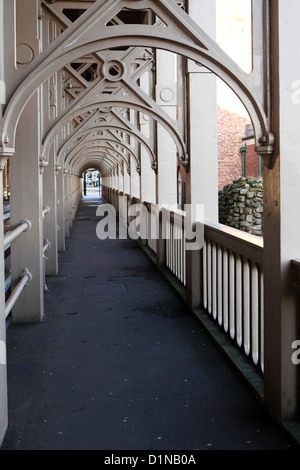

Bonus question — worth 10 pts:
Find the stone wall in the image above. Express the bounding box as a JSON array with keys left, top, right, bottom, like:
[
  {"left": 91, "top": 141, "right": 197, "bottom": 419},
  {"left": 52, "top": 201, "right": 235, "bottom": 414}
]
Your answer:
[{"left": 219, "top": 177, "right": 263, "bottom": 237}]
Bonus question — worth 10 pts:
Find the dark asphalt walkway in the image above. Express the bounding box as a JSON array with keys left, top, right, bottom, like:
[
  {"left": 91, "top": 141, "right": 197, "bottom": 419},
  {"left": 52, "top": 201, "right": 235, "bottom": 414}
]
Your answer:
[{"left": 1, "top": 197, "right": 298, "bottom": 450}]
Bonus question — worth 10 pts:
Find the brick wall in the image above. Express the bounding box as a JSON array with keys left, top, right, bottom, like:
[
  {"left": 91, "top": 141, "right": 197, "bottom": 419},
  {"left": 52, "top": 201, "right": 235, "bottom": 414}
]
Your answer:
[
  {"left": 218, "top": 106, "right": 251, "bottom": 190},
  {"left": 244, "top": 142, "right": 260, "bottom": 178}
]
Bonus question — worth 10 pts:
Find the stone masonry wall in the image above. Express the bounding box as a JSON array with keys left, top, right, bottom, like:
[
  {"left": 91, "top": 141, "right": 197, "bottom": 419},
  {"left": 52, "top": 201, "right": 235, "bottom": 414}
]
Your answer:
[{"left": 219, "top": 177, "right": 263, "bottom": 237}]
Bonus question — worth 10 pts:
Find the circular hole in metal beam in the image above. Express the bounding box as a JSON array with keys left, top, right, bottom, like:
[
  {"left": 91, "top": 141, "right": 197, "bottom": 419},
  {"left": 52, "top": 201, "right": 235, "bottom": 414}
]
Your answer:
[{"left": 102, "top": 60, "right": 126, "bottom": 81}]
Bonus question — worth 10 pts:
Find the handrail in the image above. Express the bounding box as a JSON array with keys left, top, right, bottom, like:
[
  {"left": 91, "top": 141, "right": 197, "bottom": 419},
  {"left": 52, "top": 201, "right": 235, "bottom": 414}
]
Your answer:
[
  {"left": 5, "top": 269, "right": 32, "bottom": 319},
  {"left": 203, "top": 220, "right": 263, "bottom": 266},
  {"left": 3, "top": 219, "right": 31, "bottom": 247}
]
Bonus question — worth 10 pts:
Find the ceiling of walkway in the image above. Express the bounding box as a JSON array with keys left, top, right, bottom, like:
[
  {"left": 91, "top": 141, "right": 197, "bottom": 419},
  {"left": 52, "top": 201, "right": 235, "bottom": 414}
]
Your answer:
[
  {"left": 40, "top": 0, "right": 187, "bottom": 178},
  {"left": 2, "top": 1, "right": 273, "bottom": 171}
]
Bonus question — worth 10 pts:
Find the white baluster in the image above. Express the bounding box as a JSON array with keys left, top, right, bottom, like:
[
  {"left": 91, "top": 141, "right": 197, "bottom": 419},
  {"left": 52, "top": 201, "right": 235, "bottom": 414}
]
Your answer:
[
  {"left": 212, "top": 242, "right": 217, "bottom": 320},
  {"left": 183, "top": 235, "right": 186, "bottom": 287},
  {"left": 217, "top": 245, "right": 223, "bottom": 326},
  {"left": 229, "top": 251, "right": 235, "bottom": 340},
  {"left": 223, "top": 248, "right": 229, "bottom": 332},
  {"left": 243, "top": 260, "right": 250, "bottom": 356},
  {"left": 207, "top": 240, "right": 212, "bottom": 315},
  {"left": 251, "top": 263, "right": 259, "bottom": 365},
  {"left": 260, "top": 271, "right": 264, "bottom": 373},
  {"left": 235, "top": 255, "right": 243, "bottom": 347}
]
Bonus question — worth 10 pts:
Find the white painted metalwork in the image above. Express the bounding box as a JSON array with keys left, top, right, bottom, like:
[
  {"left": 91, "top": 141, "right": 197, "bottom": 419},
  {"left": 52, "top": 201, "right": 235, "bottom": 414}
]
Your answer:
[
  {"left": 42, "top": 206, "right": 51, "bottom": 219},
  {"left": 0, "top": 0, "right": 274, "bottom": 168},
  {"left": 43, "top": 240, "right": 51, "bottom": 256},
  {"left": 3, "top": 219, "right": 31, "bottom": 247}
]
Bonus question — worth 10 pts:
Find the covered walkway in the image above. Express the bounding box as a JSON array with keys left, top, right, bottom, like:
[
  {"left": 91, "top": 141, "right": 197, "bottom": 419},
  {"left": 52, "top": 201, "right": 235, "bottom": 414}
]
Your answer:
[
  {"left": 1, "top": 0, "right": 300, "bottom": 452},
  {"left": 1, "top": 197, "right": 296, "bottom": 450}
]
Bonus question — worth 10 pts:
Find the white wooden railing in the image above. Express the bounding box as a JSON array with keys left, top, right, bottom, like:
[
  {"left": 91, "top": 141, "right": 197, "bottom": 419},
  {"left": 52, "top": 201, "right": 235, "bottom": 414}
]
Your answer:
[
  {"left": 163, "top": 208, "right": 186, "bottom": 286},
  {"left": 203, "top": 222, "right": 264, "bottom": 372},
  {"left": 145, "top": 202, "right": 158, "bottom": 255}
]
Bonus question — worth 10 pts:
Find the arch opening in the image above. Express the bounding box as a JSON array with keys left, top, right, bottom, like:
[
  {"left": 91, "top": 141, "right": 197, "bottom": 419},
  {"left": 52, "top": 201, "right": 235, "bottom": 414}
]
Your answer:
[{"left": 81, "top": 167, "right": 102, "bottom": 197}]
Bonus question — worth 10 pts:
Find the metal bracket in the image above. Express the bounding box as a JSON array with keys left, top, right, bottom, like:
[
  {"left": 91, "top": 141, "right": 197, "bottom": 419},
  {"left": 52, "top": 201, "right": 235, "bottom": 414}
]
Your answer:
[{"left": 22, "top": 268, "right": 33, "bottom": 285}]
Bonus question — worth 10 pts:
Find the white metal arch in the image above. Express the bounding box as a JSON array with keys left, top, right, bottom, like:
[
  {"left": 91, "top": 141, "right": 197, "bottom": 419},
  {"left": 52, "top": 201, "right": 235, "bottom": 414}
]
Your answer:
[
  {"left": 77, "top": 160, "right": 110, "bottom": 176},
  {"left": 52, "top": 121, "right": 156, "bottom": 170},
  {"left": 73, "top": 157, "right": 117, "bottom": 178},
  {"left": 71, "top": 154, "right": 116, "bottom": 176},
  {"left": 80, "top": 163, "right": 103, "bottom": 174},
  {"left": 62, "top": 135, "right": 139, "bottom": 171},
  {"left": 43, "top": 101, "right": 180, "bottom": 168},
  {"left": 68, "top": 145, "right": 134, "bottom": 173},
  {"left": 0, "top": 0, "right": 273, "bottom": 165}
]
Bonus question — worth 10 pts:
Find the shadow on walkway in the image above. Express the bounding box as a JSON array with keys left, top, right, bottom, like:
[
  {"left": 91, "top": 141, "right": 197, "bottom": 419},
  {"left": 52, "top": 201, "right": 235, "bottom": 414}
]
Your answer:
[{"left": 2, "top": 197, "right": 297, "bottom": 450}]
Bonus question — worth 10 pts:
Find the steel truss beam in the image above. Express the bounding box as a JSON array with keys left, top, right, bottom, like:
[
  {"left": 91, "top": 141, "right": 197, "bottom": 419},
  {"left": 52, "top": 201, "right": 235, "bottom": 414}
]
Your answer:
[
  {"left": 1, "top": 0, "right": 273, "bottom": 167},
  {"left": 45, "top": 106, "right": 157, "bottom": 170},
  {"left": 62, "top": 133, "right": 139, "bottom": 172}
]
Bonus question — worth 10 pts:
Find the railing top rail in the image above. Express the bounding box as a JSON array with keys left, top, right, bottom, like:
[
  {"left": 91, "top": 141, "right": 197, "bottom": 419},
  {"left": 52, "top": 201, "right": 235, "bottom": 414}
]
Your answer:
[
  {"left": 130, "top": 197, "right": 141, "bottom": 205},
  {"left": 161, "top": 206, "right": 185, "bottom": 217},
  {"left": 203, "top": 220, "right": 263, "bottom": 266}
]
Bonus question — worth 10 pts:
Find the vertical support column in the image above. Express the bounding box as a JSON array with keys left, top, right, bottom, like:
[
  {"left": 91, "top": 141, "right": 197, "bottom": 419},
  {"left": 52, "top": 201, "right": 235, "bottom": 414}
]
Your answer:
[
  {"left": 74, "top": 175, "right": 81, "bottom": 213},
  {"left": 64, "top": 169, "right": 70, "bottom": 238},
  {"left": 119, "top": 164, "right": 124, "bottom": 195},
  {"left": 185, "top": 0, "right": 218, "bottom": 218},
  {"left": 263, "top": 0, "right": 300, "bottom": 422},
  {"left": 0, "top": 157, "right": 8, "bottom": 446},
  {"left": 56, "top": 166, "right": 65, "bottom": 252},
  {"left": 0, "top": 0, "right": 5, "bottom": 120},
  {"left": 68, "top": 171, "right": 73, "bottom": 229},
  {"left": 140, "top": 72, "right": 156, "bottom": 204},
  {"left": 43, "top": 143, "right": 58, "bottom": 275},
  {"left": 185, "top": 0, "right": 218, "bottom": 310},
  {"left": 155, "top": 50, "right": 177, "bottom": 207},
  {"left": 71, "top": 173, "right": 76, "bottom": 221},
  {"left": 124, "top": 165, "right": 131, "bottom": 197},
  {"left": 10, "top": 92, "right": 44, "bottom": 322},
  {"left": 130, "top": 156, "right": 140, "bottom": 199}
]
